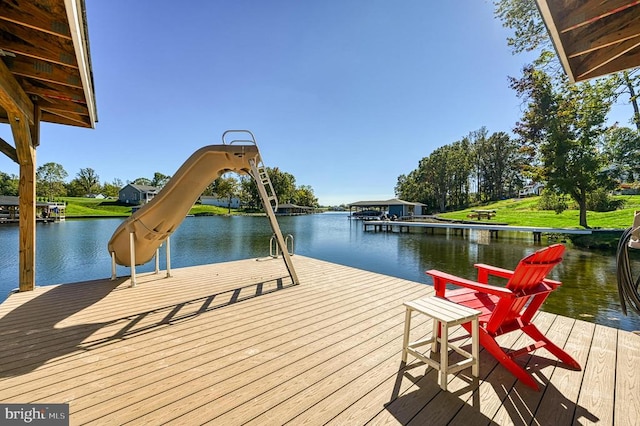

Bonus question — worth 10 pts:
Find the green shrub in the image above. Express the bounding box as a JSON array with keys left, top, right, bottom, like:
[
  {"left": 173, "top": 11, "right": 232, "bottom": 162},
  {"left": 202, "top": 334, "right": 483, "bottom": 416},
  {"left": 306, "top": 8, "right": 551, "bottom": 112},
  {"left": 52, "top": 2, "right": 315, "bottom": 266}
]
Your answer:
[
  {"left": 537, "top": 189, "right": 568, "bottom": 213},
  {"left": 586, "top": 188, "right": 626, "bottom": 212}
]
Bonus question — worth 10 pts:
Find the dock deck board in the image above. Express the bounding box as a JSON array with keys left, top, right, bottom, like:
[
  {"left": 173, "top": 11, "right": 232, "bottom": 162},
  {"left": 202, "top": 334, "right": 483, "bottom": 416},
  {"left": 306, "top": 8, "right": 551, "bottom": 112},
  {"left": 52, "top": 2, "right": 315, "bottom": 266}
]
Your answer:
[{"left": 0, "top": 255, "right": 638, "bottom": 425}]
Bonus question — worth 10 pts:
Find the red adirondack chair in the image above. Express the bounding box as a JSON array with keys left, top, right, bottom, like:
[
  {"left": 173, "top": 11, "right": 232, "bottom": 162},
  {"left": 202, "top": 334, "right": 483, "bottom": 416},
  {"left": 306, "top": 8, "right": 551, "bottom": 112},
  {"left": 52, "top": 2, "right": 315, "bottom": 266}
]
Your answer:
[{"left": 425, "top": 244, "right": 580, "bottom": 390}]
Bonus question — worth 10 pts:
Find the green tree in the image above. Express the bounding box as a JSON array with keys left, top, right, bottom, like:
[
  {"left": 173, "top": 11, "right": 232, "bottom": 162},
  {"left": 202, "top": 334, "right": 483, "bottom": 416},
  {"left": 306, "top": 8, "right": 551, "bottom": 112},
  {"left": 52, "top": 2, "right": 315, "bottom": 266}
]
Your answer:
[
  {"left": 602, "top": 126, "right": 640, "bottom": 182},
  {"left": 151, "top": 172, "right": 171, "bottom": 188},
  {"left": 75, "top": 167, "right": 100, "bottom": 196},
  {"left": 293, "top": 185, "right": 318, "bottom": 207},
  {"left": 494, "top": 0, "right": 552, "bottom": 56},
  {"left": 612, "top": 71, "right": 640, "bottom": 131},
  {"left": 474, "top": 130, "right": 524, "bottom": 202},
  {"left": 266, "top": 167, "right": 296, "bottom": 204},
  {"left": 36, "top": 162, "right": 68, "bottom": 200},
  {"left": 395, "top": 171, "right": 422, "bottom": 203},
  {"left": 240, "top": 167, "right": 312, "bottom": 211},
  {"left": 511, "top": 66, "right": 615, "bottom": 228},
  {"left": 131, "top": 177, "right": 152, "bottom": 186},
  {"left": 65, "top": 179, "right": 85, "bottom": 197},
  {"left": 102, "top": 178, "right": 123, "bottom": 197},
  {"left": 211, "top": 175, "right": 239, "bottom": 213},
  {"left": 425, "top": 146, "right": 453, "bottom": 212},
  {"left": 448, "top": 139, "right": 472, "bottom": 209},
  {"left": 239, "top": 175, "right": 259, "bottom": 209},
  {"left": 0, "top": 172, "right": 19, "bottom": 196}
]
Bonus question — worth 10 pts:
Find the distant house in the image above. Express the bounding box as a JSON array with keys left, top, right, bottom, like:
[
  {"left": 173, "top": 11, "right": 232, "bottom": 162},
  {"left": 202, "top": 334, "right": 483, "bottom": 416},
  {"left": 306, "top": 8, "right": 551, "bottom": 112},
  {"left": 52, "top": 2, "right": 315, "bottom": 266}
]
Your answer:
[
  {"left": 200, "top": 195, "right": 241, "bottom": 209},
  {"left": 518, "top": 182, "right": 545, "bottom": 198},
  {"left": 119, "top": 184, "right": 159, "bottom": 205},
  {"left": 614, "top": 183, "right": 640, "bottom": 195}
]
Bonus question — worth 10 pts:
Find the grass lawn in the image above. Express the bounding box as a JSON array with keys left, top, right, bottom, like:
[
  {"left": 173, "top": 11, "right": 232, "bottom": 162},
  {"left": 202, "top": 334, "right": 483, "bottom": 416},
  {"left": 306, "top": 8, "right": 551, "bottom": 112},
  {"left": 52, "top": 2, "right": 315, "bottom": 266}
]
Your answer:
[
  {"left": 437, "top": 195, "right": 640, "bottom": 229},
  {"left": 59, "top": 197, "right": 234, "bottom": 217}
]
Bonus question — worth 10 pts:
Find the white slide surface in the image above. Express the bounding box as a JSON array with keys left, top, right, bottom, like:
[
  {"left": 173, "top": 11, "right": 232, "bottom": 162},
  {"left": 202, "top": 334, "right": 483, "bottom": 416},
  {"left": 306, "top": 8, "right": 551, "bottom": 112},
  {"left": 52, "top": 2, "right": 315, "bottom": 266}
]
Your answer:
[{"left": 108, "top": 144, "right": 260, "bottom": 267}]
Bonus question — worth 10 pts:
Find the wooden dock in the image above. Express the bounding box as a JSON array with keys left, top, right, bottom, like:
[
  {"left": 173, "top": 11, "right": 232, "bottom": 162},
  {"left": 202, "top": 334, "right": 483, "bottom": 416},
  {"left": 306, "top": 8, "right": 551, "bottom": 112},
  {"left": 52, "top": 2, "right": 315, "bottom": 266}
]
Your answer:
[
  {"left": 363, "top": 220, "right": 594, "bottom": 242},
  {"left": 0, "top": 256, "right": 638, "bottom": 425}
]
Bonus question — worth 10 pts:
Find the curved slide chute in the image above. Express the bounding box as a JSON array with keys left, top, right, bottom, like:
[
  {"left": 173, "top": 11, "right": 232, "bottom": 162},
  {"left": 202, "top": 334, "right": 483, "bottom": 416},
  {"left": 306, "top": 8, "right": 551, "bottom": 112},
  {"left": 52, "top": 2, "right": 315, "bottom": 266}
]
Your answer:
[{"left": 107, "top": 133, "right": 298, "bottom": 284}]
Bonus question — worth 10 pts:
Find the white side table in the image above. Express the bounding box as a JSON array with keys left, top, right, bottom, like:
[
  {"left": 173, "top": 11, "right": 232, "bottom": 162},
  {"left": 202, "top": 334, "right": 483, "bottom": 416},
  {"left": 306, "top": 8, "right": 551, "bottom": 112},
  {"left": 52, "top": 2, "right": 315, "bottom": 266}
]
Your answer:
[{"left": 402, "top": 296, "right": 481, "bottom": 391}]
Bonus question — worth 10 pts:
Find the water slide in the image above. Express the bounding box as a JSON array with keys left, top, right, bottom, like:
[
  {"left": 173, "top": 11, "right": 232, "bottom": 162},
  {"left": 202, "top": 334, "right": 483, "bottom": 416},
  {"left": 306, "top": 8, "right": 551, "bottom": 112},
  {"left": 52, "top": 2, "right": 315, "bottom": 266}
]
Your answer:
[{"left": 107, "top": 132, "right": 298, "bottom": 284}]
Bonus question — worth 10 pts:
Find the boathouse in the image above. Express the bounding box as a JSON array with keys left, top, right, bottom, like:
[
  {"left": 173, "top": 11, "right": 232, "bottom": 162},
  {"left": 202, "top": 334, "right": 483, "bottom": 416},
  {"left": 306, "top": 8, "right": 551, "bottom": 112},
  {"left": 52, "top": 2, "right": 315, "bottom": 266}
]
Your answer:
[
  {"left": 349, "top": 198, "right": 427, "bottom": 218},
  {"left": 0, "top": 195, "right": 66, "bottom": 222},
  {"left": 276, "top": 203, "right": 315, "bottom": 215}
]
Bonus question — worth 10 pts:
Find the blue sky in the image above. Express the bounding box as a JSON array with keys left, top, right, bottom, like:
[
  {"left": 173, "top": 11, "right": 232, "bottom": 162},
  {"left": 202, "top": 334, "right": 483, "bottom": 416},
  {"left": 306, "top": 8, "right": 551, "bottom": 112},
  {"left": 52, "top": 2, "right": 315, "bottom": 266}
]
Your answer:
[{"left": 0, "top": 1, "right": 632, "bottom": 205}]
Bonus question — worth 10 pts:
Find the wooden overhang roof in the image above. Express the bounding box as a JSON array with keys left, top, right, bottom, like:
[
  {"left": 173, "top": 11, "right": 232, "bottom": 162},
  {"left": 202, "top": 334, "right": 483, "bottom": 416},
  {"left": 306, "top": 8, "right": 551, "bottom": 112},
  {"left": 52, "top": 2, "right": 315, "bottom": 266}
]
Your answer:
[
  {"left": 0, "top": 0, "right": 96, "bottom": 130},
  {"left": 535, "top": 0, "right": 640, "bottom": 82}
]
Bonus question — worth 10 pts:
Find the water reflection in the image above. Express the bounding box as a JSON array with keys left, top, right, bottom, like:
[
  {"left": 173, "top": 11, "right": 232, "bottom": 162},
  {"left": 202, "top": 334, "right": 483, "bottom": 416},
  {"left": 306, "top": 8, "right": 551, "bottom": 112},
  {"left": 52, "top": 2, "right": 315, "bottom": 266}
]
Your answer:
[{"left": 1, "top": 212, "right": 638, "bottom": 331}]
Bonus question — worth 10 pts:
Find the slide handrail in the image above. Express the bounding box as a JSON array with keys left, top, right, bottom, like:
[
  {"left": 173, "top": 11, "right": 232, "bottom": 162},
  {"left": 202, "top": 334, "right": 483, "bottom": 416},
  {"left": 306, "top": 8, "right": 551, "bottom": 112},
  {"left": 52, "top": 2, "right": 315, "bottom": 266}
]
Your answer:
[{"left": 222, "top": 129, "right": 257, "bottom": 146}]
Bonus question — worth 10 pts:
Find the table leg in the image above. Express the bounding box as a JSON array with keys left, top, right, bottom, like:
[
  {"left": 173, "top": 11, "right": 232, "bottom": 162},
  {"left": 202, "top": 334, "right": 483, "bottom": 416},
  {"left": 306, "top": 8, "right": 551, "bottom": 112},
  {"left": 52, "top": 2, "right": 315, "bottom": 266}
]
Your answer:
[
  {"left": 402, "top": 307, "right": 411, "bottom": 363},
  {"left": 440, "top": 322, "right": 448, "bottom": 391},
  {"left": 431, "top": 319, "right": 439, "bottom": 353},
  {"left": 472, "top": 317, "right": 479, "bottom": 377}
]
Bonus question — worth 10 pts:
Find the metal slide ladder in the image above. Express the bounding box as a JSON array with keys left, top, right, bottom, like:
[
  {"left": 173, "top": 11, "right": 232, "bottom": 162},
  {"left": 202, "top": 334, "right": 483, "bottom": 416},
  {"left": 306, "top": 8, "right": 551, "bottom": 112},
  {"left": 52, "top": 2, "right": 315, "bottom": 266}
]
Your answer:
[{"left": 223, "top": 130, "right": 300, "bottom": 285}]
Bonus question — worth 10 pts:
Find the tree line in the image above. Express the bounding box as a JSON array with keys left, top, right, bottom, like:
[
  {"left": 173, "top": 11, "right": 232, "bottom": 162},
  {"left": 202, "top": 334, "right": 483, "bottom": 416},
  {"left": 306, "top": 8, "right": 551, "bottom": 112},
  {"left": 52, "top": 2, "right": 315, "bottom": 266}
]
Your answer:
[
  {"left": 395, "top": 1, "right": 640, "bottom": 228},
  {"left": 204, "top": 168, "right": 318, "bottom": 212},
  {"left": 395, "top": 127, "right": 525, "bottom": 213},
  {"left": 0, "top": 164, "right": 318, "bottom": 210},
  {"left": 0, "top": 164, "right": 120, "bottom": 199}
]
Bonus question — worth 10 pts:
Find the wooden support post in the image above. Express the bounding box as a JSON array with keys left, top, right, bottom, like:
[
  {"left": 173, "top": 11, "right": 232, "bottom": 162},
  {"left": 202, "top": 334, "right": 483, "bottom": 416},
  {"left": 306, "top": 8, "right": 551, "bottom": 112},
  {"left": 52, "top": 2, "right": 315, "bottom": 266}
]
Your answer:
[
  {"left": 0, "top": 58, "right": 37, "bottom": 292},
  {"left": 11, "top": 112, "right": 36, "bottom": 292}
]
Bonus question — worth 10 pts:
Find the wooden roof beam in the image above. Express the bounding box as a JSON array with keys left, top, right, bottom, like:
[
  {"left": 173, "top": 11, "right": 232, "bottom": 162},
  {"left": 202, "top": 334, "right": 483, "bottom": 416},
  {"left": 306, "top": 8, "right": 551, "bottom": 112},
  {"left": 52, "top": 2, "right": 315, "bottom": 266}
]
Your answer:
[
  {"left": 0, "top": 57, "right": 34, "bottom": 124},
  {"left": 8, "top": 59, "right": 83, "bottom": 89},
  {"left": 564, "top": 8, "right": 640, "bottom": 57},
  {"left": 568, "top": 33, "right": 640, "bottom": 59},
  {"left": 559, "top": 1, "right": 640, "bottom": 33},
  {"left": 576, "top": 45, "right": 640, "bottom": 80},
  {"left": 21, "top": 78, "right": 87, "bottom": 102},
  {"left": 574, "top": 38, "right": 640, "bottom": 78},
  {"left": 0, "top": 0, "right": 72, "bottom": 38},
  {"left": 0, "top": 136, "right": 18, "bottom": 163},
  {"left": 0, "top": 20, "right": 78, "bottom": 67},
  {"left": 42, "top": 108, "right": 88, "bottom": 127}
]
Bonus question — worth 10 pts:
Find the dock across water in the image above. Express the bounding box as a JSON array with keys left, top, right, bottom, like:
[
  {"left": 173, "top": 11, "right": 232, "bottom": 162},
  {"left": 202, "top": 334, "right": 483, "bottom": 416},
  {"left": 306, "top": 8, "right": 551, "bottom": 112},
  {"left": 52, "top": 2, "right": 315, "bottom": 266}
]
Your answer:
[{"left": 363, "top": 220, "right": 593, "bottom": 242}]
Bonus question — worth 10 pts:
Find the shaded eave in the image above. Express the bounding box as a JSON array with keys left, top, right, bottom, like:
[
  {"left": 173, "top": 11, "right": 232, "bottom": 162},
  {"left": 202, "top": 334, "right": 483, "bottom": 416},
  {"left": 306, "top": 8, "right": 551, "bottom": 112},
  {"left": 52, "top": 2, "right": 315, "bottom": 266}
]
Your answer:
[
  {"left": 535, "top": 0, "right": 640, "bottom": 83},
  {"left": 0, "top": 0, "right": 97, "bottom": 129}
]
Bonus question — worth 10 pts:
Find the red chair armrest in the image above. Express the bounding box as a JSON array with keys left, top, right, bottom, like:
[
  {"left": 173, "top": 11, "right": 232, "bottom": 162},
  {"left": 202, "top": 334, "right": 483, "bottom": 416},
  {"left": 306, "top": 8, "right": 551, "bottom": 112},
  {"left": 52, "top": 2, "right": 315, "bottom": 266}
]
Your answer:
[
  {"left": 474, "top": 263, "right": 514, "bottom": 282},
  {"left": 542, "top": 278, "right": 562, "bottom": 289},
  {"left": 426, "top": 269, "right": 514, "bottom": 298}
]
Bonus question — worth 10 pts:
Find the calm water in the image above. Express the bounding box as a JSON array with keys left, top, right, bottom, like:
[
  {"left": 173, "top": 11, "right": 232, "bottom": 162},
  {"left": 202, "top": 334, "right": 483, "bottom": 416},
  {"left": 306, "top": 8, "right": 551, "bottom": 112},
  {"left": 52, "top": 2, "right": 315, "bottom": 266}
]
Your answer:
[{"left": 1, "top": 212, "right": 639, "bottom": 331}]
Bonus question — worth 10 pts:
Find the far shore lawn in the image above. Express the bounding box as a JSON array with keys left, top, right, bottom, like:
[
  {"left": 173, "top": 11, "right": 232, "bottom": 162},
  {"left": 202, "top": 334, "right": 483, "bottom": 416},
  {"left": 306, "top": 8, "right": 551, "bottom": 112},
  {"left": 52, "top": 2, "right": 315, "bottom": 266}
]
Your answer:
[
  {"left": 56, "top": 195, "right": 640, "bottom": 230},
  {"left": 58, "top": 197, "right": 232, "bottom": 217}
]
